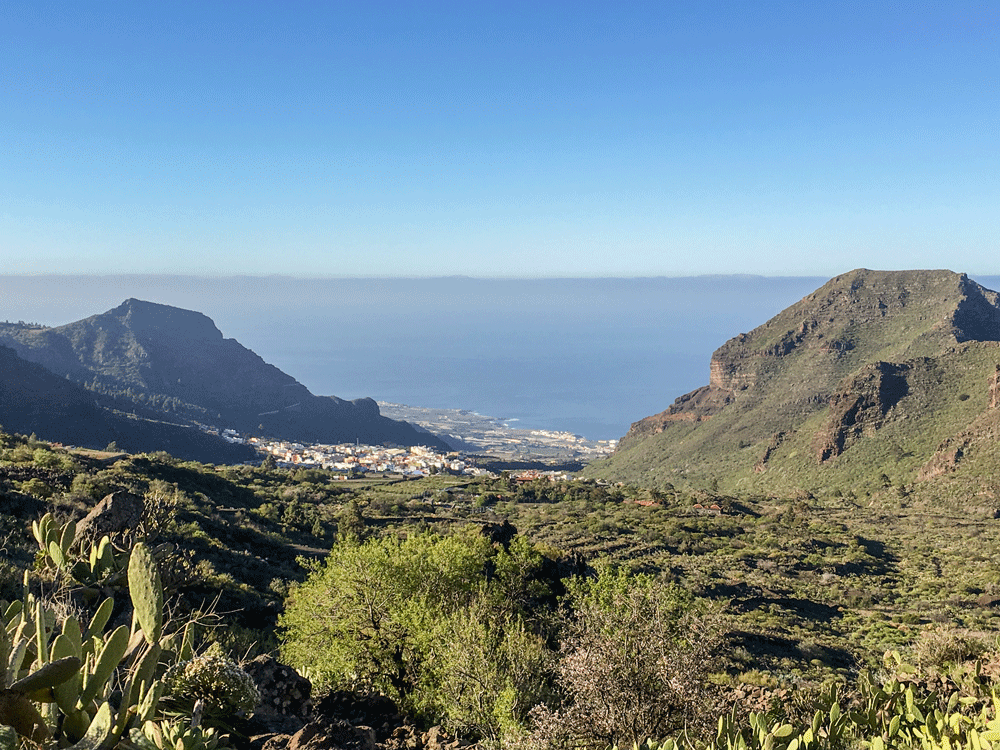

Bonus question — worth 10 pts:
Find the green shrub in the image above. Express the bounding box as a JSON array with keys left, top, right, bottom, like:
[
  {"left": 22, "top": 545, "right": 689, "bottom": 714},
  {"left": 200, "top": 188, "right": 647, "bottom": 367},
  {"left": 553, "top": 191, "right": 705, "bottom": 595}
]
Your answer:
[
  {"left": 911, "top": 627, "right": 988, "bottom": 669},
  {"left": 279, "top": 529, "right": 556, "bottom": 740},
  {"left": 526, "top": 565, "right": 725, "bottom": 749},
  {"left": 19, "top": 478, "right": 53, "bottom": 498}
]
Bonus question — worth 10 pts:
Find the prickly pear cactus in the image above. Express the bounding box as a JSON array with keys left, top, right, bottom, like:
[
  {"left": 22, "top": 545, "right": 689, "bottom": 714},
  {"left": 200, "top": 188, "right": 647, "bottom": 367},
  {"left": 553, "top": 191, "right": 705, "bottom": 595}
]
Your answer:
[{"left": 128, "top": 543, "right": 163, "bottom": 645}]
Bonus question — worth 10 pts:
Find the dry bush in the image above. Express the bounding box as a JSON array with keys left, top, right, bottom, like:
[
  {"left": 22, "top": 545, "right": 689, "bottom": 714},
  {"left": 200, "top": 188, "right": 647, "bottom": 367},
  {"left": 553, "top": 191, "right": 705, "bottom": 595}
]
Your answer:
[{"left": 523, "top": 567, "right": 725, "bottom": 750}]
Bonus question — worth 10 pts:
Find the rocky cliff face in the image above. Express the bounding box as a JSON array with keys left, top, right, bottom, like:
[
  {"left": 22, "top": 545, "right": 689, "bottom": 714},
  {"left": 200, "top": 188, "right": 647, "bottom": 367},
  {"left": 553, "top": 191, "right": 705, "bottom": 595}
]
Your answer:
[
  {"left": 812, "top": 361, "right": 915, "bottom": 462},
  {"left": 597, "top": 270, "right": 1000, "bottom": 493},
  {"left": 0, "top": 300, "right": 447, "bottom": 450}
]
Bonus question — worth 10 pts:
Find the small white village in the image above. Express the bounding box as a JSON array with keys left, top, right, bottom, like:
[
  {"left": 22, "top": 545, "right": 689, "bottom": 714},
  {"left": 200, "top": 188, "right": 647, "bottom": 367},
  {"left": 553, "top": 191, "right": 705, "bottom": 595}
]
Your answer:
[
  {"left": 211, "top": 427, "right": 579, "bottom": 481},
  {"left": 251, "top": 437, "right": 488, "bottom": 478},
  {"left": 205, "top": 401, "right": 616, "bottom": 482}
]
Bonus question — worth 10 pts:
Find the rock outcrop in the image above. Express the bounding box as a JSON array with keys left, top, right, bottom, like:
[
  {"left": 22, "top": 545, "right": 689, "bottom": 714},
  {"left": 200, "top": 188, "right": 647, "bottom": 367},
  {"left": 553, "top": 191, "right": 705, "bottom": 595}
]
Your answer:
[
  {"left": 245, "top": 655, "right": 313, "bottom": 734},
  {"left": 812, "top": 361, "right": 912, "bottom": 462},
  {"left": 75, "top": 491, "right": 145, "bottom": 543},
  {"left": 250, "top": 686, "right": 475, "bottom": 750}
]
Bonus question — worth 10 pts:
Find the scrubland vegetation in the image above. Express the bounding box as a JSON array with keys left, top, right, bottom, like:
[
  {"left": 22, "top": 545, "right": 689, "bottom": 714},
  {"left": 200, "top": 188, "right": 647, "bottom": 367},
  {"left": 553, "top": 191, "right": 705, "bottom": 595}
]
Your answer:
[{"left": 5, "top": 428, "right": 1000, "bottom": 749}]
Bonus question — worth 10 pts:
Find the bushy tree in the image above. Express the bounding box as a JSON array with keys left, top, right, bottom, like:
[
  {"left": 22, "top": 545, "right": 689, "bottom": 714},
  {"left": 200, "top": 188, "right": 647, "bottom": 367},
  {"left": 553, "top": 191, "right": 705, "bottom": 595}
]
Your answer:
[
  {"left": 279, "top": 529, "right": 556, "bottom": 739},
  {"left": 336, "top": 497, "right": 366, "bottom": 541},
  {"left": 432, "top": 602, "right": 553, "bottom": 743}
]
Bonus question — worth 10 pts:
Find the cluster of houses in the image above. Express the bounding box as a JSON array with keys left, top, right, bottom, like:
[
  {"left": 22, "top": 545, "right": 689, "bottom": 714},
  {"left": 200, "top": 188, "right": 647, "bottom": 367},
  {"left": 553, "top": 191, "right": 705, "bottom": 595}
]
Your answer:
[
  {"left": 249, "top": 438, "right": 495, "bottom": 478},
  {"left": 198, "top": 424, "right": 585, "bottom": 482}
]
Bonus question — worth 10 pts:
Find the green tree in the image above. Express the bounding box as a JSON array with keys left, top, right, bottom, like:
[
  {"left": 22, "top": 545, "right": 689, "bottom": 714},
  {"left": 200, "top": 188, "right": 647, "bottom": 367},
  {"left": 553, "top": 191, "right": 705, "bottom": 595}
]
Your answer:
[
  {"left": 279, "top": 529, "right": 556, "bottom": 740},
  {"left": 432, "top": 601, "right": 552, "bottom": 743},
  {"left": 336, "top": 498, "right": 366, "bottom": 541},
  {"left": 32, "top": 447, "right": 60, "bottom": 468}
]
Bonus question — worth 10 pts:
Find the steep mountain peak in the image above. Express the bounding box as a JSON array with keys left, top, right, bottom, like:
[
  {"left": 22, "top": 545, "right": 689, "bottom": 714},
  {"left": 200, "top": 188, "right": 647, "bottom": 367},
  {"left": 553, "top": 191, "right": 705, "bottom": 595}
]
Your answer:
[
  {"left": 722, "top": 269, "right": 995, "bottom": 375},
  {"left": 719, "top": 268, "right": 994, "bottom": 363},
  {"left": 695, "top": 269, "right": 993, "bottom": 414},
  {"left": 949, "top": 276, "right": 1000, "bottom": 343},
  {"left": 107, "top": 299, "right": 223, "bottom": 342}
]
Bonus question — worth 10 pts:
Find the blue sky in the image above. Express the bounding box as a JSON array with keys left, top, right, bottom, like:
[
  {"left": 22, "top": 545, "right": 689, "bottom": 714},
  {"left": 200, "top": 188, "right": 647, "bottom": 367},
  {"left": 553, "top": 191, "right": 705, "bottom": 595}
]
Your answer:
[{"left": 1, "top": 1, "right": 997, "bottom": 277}]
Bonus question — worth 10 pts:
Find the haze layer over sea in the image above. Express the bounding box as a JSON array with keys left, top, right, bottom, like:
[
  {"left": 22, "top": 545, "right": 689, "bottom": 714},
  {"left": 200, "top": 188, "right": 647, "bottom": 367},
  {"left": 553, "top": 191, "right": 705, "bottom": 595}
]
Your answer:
[{"left": 8, "top": 274, "right": 992, "bottom": 441}]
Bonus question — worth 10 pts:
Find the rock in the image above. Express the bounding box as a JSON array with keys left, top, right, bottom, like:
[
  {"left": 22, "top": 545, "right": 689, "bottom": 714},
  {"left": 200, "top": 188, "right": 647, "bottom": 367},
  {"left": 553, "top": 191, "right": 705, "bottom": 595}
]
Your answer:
[
  {"left": 424, "top": 727, "right": 444, "bottom": 750},
  {"left": 313, "top": 691, "right": 404, "bottom": 743},
  {"left": 284, "top": 719, "right": 376, "bottom": 750},
  {"left": 254, "top": 733, "right": 291, "bottom": 750},
  {"left": 812, "top": 361, "right": 914, "bottom": 462},
  {"left": 75, "top": 491, "right": 145, "bottom": 542},
  {"left": 243, "top": 656, "right": 312, "bottom": 735},
  {"left": 380, "top": 725, "right": 475, "bottom": 750}
]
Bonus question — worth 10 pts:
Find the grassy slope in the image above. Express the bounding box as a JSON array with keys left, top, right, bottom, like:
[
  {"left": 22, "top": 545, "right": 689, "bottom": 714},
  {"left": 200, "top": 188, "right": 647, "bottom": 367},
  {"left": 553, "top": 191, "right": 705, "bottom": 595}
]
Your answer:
[{"left": 589, "top": 343, "right": 1000, "bottom": 497}]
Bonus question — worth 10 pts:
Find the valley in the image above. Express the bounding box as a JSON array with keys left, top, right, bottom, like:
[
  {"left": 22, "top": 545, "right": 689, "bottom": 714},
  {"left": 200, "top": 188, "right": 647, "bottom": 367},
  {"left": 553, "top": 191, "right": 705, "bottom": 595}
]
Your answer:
[{"left": 6, "top": 269, "right": 1000, "bottom": 749}]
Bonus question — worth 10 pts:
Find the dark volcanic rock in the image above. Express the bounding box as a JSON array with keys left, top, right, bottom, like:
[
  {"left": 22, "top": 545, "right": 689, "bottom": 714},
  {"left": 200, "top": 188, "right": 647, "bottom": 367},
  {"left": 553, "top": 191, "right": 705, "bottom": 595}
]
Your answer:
[
  {"left": 270, "top": 720, "right": 376, "bottom": 750},
  {"left": 312, "top": 692, "right": 405, "bottom": 744},
  {"left": 244, "top": 656, "right": 312, "bottom": 734}
]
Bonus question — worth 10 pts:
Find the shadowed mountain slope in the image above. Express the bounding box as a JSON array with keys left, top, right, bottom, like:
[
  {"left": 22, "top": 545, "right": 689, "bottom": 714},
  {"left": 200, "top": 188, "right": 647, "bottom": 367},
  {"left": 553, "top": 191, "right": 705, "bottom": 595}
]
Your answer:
[
  {"left": 0, "top": 345, "right": 256, "bottom": 462},
  {"left": 0, "top": 299, "right": 447, "bottom": 450},
  {"left": 586, "top": 269, "right": 1000, "bottom": 497}
]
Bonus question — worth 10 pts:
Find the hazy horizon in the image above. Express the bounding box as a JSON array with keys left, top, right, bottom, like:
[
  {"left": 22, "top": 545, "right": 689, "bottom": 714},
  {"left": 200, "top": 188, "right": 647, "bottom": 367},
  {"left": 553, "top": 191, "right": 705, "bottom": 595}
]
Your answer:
[{"left": 0, "top": 274, "right": 828, "bottom": 439}]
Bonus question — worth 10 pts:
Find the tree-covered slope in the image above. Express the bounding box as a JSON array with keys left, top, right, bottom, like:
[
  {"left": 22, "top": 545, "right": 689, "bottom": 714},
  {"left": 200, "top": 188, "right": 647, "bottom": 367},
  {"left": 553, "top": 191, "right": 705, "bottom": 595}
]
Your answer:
[
  {"left": 0, "top": 345, "right": 256, "bottom": 463},
  {"left": 586, "top": 269, "right": 1000, "bottom": 496}
]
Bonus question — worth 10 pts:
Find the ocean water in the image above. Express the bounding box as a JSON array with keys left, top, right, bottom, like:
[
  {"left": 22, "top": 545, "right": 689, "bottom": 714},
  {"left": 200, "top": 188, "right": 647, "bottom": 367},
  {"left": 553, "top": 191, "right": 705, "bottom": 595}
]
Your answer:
[
  {"left": 11, "top": 273, "right": 970, "bottom": 441},
  {"left": 245, "top": 277, "right": 826, "bottom": 439}
]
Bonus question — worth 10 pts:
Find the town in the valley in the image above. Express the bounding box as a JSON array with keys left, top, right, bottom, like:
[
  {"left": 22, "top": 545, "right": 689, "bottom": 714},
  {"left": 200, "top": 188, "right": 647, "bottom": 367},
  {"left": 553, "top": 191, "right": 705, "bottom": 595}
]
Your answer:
[
  {"left": 200, "top": 402, "right": 617, "bottom": 481},
  {"left": 208, "top": 427, "right": 608, "bottom": 482},
  {"left": 253, "top": 438, "right": 487, "bottom": 478}
]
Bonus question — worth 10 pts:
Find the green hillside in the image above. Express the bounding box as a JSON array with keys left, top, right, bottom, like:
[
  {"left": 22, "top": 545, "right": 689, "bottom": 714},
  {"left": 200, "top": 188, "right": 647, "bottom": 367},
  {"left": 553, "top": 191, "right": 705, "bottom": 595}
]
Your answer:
[
  {"left": 10, "top": 272, "right": 1000, "bottom": 748},
  {"left": 7, "top": 428, "right": 1000, "bottom": 748},
  {"left": 586, "top": 269, "right": 1000, "bottom": 496}
]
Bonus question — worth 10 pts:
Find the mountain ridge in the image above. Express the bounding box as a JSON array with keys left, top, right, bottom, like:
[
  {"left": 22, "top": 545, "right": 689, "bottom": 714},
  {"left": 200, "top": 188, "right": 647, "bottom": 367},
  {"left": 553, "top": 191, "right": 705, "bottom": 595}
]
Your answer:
[
  {"left": 587, "top": 269, "right": 1000, "bottom": 496},
  {"left": 0, "top": 344, "right": 256, "bottom": 463},
  {"left": 0, "top": 299, "right": 448, "bottom": 451}
]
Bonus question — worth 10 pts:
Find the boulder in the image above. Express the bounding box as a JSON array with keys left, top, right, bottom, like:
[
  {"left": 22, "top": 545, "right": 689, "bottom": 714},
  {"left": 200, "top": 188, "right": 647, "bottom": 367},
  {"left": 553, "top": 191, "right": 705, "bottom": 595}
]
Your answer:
[
  {"left": 266, "top": 719, "right": 375, "bottom": 750},
  {"left": 244, "top": 656, "right": 313, "bottom": 734},
  {"left": 313, "top": 692, "right": 404, "bottom": 744},
  {"left": 75, "top": 491, "right": 145, "bottom": 542}
]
